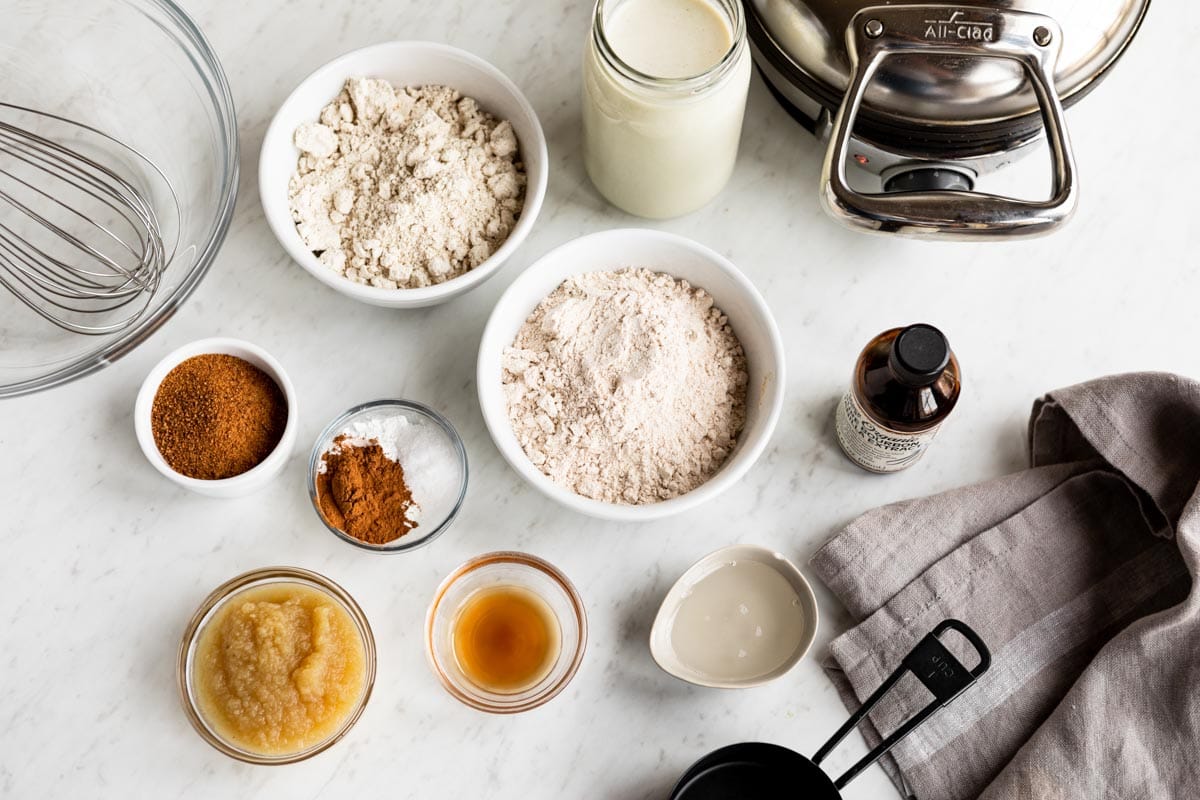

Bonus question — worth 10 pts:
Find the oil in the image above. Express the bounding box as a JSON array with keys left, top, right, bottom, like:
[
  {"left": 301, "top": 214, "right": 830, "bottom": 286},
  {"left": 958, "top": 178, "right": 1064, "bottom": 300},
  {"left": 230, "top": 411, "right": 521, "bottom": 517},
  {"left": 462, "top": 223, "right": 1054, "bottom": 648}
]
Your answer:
[
  {"left": 669, "top": 560, "right": 806, "bottom": 682},
  {"left": 451, "top": 585, "right": 561, "bottom": 694}
]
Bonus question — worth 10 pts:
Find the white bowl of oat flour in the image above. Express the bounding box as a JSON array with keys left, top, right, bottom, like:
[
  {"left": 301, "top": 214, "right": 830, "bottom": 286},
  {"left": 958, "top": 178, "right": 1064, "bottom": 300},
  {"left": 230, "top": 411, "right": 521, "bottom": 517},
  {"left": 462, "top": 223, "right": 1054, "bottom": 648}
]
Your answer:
[
  {"left": 259, "top": 42, "right": 548, "bottom": 308},
  {"left": 477, "top": 229, "right": 785, "bottom": 522}
]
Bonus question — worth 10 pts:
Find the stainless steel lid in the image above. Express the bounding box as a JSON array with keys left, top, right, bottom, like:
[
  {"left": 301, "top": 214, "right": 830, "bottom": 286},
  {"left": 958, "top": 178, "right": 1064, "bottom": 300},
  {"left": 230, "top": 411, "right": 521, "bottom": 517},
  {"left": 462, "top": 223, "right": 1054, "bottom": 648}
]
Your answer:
[{"left": 750, "top": 0, "right": 1149, "bottom": 127}]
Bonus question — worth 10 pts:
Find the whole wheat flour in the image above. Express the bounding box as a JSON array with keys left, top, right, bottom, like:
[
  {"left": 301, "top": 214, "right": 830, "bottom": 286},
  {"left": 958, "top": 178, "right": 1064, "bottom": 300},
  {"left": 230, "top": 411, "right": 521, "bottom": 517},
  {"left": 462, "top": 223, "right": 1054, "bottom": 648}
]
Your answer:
[
  {"left": 502, "top": 269, "right": 748, "bottom": 504},
  {"left": 288, "top": 78, "right": 526, "bottom": 289}
]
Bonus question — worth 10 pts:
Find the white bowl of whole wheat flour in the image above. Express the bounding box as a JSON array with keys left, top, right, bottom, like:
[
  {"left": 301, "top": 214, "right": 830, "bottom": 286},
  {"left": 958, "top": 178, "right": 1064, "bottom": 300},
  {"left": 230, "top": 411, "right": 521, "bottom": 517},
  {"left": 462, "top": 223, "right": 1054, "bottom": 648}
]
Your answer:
[
  {"left": 477, "top": 229, "right": 785, "bottom": 522},
  {"left": 259, "top": 41, "right": 548, "bottom": 308}
]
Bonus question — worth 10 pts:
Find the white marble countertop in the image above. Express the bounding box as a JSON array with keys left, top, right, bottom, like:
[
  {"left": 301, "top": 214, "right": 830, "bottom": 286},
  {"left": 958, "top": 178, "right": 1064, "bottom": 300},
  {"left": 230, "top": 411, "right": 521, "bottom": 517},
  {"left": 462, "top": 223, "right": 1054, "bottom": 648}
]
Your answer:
[{"left": 2, "top": 1, "right": 1198, "bottom": 797}]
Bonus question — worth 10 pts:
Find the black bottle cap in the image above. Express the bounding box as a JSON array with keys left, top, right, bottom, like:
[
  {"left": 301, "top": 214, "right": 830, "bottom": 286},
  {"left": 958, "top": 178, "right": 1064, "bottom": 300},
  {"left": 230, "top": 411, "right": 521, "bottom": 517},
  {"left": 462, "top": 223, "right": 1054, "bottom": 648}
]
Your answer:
[{"left": 888, "top": 324, "right": 951, "bottom": 386}]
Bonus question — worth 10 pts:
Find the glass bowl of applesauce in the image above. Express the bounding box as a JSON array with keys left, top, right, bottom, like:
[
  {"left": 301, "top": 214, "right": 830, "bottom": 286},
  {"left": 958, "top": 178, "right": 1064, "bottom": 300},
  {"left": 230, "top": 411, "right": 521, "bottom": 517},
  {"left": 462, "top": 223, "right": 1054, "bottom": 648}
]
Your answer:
[
  {"left": 425, "top": 552, "right": 587, "bottom": 714},
  {"left": 177, "top": 566, "right": 376, "bottom": 764}
]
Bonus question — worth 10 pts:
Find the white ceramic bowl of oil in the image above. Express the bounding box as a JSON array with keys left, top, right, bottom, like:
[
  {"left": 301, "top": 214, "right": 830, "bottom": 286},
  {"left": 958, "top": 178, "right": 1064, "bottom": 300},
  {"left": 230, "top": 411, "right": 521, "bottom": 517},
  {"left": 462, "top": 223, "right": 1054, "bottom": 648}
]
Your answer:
[
  {"left": 649, "top": 544, "right": 819, "bottom": 689},
  {"left": 134, "top": 337, "right": 299, "bottom": 498},
  {"left": 476, "top": 228, "right": 786, "bottom": 522},
  {"left": 259, "top": 41, "right": 548, "bottom": 309}
]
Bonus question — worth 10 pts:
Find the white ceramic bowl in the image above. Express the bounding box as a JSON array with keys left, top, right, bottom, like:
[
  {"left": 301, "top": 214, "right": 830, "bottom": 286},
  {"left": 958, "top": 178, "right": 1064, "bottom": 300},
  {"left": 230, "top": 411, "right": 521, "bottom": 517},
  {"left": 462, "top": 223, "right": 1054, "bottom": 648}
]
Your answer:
[
  {"left": 648, "top": 545, "right": 819, "bottom": 689},
  {"left": 477, "top": 229, "right": 786, "bottom": 522},
  {"left": 134, "top": 338, "right": 298, "bottom": 498},
  {"left": 259, "top": 41, "right": 548, "bottom": 308}
]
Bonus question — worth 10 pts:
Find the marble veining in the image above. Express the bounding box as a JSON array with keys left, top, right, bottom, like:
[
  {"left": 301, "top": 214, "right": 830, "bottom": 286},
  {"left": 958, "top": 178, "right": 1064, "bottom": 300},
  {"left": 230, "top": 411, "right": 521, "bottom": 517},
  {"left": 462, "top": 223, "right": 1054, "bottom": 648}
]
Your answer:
[{"left": 1, "top": 1, "right": 1197, "bottom": 798}]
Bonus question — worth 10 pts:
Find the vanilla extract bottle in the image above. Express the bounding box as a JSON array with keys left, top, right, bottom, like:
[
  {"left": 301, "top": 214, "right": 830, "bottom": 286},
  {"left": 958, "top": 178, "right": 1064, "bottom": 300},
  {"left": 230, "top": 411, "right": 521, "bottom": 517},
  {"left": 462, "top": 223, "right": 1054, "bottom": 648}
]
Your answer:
[{"left": 835, "top": 324, "right": 961, "bottom": 473}]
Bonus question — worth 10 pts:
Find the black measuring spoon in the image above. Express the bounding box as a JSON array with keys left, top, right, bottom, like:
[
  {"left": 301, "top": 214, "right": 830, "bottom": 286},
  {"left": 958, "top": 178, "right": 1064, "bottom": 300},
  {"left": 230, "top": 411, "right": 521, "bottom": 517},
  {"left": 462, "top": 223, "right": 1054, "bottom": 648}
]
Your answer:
[{"left": 669, "top": 619, "right": 991, "bottom": 800}]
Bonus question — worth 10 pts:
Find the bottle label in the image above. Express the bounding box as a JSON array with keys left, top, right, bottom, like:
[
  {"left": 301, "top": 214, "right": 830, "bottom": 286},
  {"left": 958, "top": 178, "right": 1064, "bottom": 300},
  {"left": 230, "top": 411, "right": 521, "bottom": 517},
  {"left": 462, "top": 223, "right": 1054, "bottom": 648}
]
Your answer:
[{"left": 835, "top": 391, "right": 940, "bottom": 473}]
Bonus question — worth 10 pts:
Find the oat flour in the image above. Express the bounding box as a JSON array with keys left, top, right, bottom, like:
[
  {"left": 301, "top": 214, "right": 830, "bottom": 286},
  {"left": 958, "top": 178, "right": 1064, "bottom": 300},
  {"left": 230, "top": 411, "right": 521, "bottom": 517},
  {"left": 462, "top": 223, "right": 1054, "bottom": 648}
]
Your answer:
[
  {"left": 289, "top": 79, "right": 525, "bottom": 289},
  {"left": 503, "top": 269, "right": 748, "bottom": 504}
]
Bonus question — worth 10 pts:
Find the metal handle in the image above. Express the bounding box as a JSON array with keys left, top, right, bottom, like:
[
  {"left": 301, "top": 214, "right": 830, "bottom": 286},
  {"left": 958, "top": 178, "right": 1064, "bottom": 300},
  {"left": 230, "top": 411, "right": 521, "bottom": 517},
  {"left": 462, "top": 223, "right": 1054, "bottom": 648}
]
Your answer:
[
  {"left": 812, "top": 618, "right": 991, "bottom": 789},
  {"left": 820, "top": 5, "right": 1078, "bottom": 239}
]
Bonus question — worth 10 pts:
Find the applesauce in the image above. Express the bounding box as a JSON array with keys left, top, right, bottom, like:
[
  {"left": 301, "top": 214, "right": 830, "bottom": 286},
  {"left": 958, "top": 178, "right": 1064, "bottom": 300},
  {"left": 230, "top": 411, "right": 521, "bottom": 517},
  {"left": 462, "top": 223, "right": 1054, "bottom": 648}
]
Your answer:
[{"left": 191, "top": 580, "right": 368, "bottom": 756}]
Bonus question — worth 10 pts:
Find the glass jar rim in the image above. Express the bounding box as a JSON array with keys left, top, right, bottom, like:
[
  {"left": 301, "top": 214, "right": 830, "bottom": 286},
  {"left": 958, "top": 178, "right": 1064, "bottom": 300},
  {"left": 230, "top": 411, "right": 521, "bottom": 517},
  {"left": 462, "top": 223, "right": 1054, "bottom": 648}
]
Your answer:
[{"left": 591, "top": 0, "right": 747, "bottom": 91}]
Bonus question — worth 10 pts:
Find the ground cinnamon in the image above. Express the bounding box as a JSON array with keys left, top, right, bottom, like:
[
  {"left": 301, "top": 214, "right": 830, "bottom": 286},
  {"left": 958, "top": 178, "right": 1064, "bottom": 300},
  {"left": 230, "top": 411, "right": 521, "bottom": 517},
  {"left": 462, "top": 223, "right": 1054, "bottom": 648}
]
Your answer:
[
  {"left": 316, "top": 435, "right": 418, "bottom": 544},
  {"left": 151, "top": 354, "right": 288, "bottom": 480}
]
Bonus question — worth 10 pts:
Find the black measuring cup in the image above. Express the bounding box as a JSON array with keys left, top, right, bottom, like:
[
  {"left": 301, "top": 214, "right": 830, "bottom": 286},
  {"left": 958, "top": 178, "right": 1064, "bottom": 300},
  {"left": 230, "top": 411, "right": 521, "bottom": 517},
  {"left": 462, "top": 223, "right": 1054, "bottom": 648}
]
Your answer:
[{"left": 669, "top": 620, "right": 991, "bottom": 800}]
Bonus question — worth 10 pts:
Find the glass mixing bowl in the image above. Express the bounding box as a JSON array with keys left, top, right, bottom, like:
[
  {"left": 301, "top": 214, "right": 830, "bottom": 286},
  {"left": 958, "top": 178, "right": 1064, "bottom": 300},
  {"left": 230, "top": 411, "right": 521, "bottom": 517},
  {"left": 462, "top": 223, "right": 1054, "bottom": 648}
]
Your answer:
[{"left": 0, "top": 0, "right": 238, "bottom": 397}]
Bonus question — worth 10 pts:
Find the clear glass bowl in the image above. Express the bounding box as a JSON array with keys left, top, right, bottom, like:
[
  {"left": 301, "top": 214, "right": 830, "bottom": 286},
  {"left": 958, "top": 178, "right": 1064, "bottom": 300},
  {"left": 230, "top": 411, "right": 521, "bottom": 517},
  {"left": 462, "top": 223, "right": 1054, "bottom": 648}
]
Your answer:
[
  {"left": 425, "top": 552, "right": 587, "bottom": 713},
  {"left": 308, "top": 400, "right": 469, "bottom": 553},
  {"left": 0, "top": 0, "right": 238, "bottom": 397},
  {"left": 177, "top": 566, "right": 377, "bottom": 765}
]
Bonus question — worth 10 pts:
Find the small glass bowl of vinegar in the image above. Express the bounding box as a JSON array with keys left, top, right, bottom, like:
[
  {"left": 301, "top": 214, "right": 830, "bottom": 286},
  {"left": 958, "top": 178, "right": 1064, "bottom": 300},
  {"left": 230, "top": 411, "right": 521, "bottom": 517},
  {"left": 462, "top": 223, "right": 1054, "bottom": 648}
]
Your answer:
[{"left": 425, "top": 552, "right": 587, "bottom": 713}]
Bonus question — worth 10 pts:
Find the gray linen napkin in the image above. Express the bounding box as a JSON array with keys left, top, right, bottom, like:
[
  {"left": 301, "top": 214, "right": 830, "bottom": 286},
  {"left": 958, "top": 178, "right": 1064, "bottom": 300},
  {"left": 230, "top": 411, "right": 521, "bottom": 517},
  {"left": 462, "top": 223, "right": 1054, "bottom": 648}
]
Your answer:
[{"left": 810, "top": 372, "right": 1200, "bottom": 799}]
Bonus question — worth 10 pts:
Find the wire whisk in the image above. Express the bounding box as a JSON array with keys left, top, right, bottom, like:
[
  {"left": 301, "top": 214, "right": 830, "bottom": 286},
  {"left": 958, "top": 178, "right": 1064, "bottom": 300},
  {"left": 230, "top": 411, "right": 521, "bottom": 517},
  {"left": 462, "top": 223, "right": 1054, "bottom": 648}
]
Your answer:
[{"left": 0, "top": 103, "right": 177, "bottom": 336}]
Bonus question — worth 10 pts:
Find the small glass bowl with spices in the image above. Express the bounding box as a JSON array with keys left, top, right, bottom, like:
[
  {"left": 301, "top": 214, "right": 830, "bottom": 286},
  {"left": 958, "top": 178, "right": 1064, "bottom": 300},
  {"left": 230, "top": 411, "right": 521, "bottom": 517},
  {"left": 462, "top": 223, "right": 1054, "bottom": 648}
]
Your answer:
[
  {"left": 135, "top": 338, "right": 298, "bottom": 498},
  {"left": 308, "top": 400, "right": 468, "bottom": 553}
]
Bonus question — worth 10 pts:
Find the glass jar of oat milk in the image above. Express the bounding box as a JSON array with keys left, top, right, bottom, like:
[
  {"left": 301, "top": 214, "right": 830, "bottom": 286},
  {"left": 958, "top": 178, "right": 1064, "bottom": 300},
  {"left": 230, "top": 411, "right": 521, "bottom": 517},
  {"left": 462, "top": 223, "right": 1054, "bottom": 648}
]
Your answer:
[{"left": 583, "top": 0, "right": 751, "bottom": 219}]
